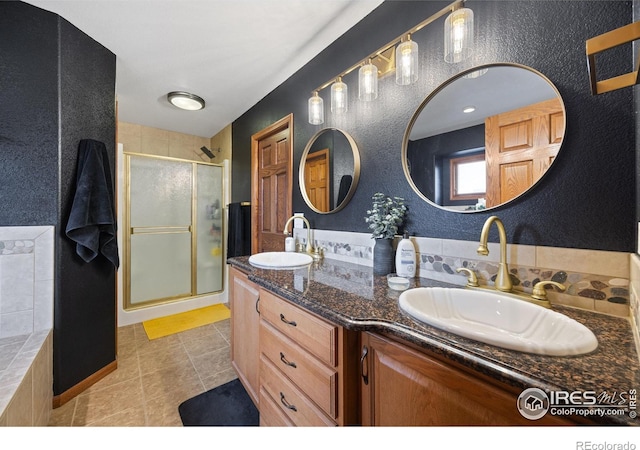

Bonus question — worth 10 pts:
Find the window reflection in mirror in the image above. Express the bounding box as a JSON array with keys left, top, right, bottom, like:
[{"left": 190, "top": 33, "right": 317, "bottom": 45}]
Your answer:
[
  {"left": 300, "top": 128, "right": 360, "bottom": 214},
  {"left": 403, "top": 63, "right": 565, "bottom": 213},
  {"left": 451, "top": 153, "right": 486, "bottom": 201}
]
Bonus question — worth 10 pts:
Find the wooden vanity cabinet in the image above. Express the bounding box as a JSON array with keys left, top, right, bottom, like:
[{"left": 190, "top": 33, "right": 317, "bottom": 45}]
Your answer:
[
  {"left": 229, "top": 267, "right": 261, "bottom": 407},
  {"left": 258, "top": 289, "right": 359, "bottom": 426},
  {"left": 360, "top": 332, "right": 575, "bottom": 426},
  {"left": 230, "top": 267, "right": 583, "bottom": 426}
]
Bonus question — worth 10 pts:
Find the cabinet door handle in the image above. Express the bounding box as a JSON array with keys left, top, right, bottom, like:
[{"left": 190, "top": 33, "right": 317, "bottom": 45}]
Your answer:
[
  {"left": 279, "top": 352, "right": 297, "bottom": 368},
  {"left": 255, "top": 297, "right": 260, "bottom": 315},
  {"left": 280, "top": 392, "right": 297, "bottom": 412},
  {"left": 279, "top": 313, "right": 297, "bottom": 327},
  {"left": 360, "top": 345, "right": 369, "bottom": 385}
]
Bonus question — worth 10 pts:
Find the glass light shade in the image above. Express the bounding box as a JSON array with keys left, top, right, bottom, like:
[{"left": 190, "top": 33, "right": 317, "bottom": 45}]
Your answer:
[
  {"left": 331, "top": 78, "right": 348, "bottom": 114},
  {"left": 444, "top": 7, "right": 474, "bottom": 63},
  {"left": 463, "top": 68, "right": 488, "bottom": 79},
  {"left": 167, "top": 91, "right": 205, "bottom": 110},
  {"left": 308, "top": 92, "right": 324, "bottom": 125},
  {"left": 358, "top": 63, "right": 378, "bottom": 101},
  {"left": 396, "top": 38, "right": 419, "bottom": 85}
]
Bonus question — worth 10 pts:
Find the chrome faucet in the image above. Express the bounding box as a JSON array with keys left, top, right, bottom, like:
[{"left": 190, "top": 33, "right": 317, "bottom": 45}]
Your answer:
[
  {"left": 477, "top": 216, "right": 512, "bottom": 292},
  {"left": 283, "top": 215, "right": 317, "bottom": 257}
]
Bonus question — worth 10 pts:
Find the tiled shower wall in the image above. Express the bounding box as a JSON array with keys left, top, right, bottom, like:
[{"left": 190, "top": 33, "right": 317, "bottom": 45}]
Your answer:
[
  {"left": 0, "top": 226, "right": 54, "bottom": 337},
  {"left": 293, "top": 228, "right": 632, "bottom": 318},
  {"left": 0, "top": 226, "right": 54, "bottom": 426}
]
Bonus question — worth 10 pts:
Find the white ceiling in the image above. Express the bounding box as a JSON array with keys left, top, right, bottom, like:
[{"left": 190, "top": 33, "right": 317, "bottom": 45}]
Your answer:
[
  {"left": 23, "top": 0, "right": 384, "bottom": 138},
  {"left": 410, "top": 66, "right": 560, "bottom": 140}
]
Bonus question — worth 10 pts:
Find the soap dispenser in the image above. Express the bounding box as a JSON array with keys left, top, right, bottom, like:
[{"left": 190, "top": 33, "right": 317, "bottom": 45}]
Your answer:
[
  {"left": 395, "top": 231, "right": 416, "bottom": 278},
  {"left": 285, "top": 234, "right": 295, "bottom": 252}
]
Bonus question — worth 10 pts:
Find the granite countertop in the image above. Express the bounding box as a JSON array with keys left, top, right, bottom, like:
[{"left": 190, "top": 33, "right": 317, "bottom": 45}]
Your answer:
[{"left": 228, "top": 256, "right": 640, "bottom": 426}]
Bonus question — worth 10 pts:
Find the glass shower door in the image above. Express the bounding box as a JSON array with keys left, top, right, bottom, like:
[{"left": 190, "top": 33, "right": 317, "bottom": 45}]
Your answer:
[
  {"left": 125, "top": 154, "right": 223, "bottom": 309},
  {"left": 196, "top": 163, "right": 223, "bottom": 294}
]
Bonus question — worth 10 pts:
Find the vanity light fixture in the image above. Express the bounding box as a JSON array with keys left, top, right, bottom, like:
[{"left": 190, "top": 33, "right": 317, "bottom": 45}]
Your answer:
[
  {"left": 358, "top": 59, "right": 379, "bottom": 101},
  {"left": 444, "top": 5, "right": 474, "bottom": 63},
  {"left": 306, "top": 0, "right": 471, "bottom": 123},
  {"left": 331, "top": 77, "right": 348, "bottom": 114},
  {"left": 308, "top": 91, "right": 324, "bottom": 125},
  {"left": 167, "top": 91, "right": 205, "bottom": 111},
  {"left": 396, "top": 34, "right": 419, "bottom": 85}
]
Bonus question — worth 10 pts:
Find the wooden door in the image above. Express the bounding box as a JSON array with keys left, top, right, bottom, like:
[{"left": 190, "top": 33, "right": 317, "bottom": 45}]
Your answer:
[
  {"left": 251, "top": 115, "right": 293, "bottom": 253},
  {"left": 485, "top": 98, "right": 564, "bottom": 207},
  {"left": 304, "top": 148, "right": 330, "bottom": 212}
]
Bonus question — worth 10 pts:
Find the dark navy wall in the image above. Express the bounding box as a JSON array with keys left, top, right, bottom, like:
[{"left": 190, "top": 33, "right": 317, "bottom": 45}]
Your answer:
[
  {"left": 232, "top": 0, "right": 635, "bottom": 253},
  {"left": 0, "top": 2, "right": 60, "bottom": 224},
  {"left": 1, "top": 2, "right": 117, "bottom": 397}
]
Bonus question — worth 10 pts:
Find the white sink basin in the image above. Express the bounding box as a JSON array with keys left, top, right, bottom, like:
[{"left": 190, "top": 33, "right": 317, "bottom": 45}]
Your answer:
[
  {"left": 398, "top": 287, "right": 598, "bottom": 356},
  {"left": 248, "top": 251, "right": 313, "bottom": 269}
]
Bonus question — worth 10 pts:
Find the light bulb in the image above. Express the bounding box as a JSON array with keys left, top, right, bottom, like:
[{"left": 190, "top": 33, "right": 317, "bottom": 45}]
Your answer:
[
  {"left": 308, "top": 92, "right": 324, "bottom": 125},
  {"left": 331, "top": 78, "right": 348, "bottom": 114},
  {"left": 396, "top": 36, "right": 418, "bottom": 85},
  {"left": 444, "top": 7, "right": 474, "bottom": 63},
  {"left": 359, "top": 62, "right": 378, "bottom": 101}
]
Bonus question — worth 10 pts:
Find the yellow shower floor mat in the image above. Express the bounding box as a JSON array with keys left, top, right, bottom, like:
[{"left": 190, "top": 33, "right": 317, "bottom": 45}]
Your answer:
[{"left": 142, "top": 304, "right": 230, "bottom": 340}]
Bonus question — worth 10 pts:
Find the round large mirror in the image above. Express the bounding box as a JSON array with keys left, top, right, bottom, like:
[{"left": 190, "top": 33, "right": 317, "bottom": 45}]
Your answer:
[
  {"left": 402, "top": 63, "right": 566, "bottom": 212},
  {"left": 300, "top": 128, "right": 361, "bottom": 214}
]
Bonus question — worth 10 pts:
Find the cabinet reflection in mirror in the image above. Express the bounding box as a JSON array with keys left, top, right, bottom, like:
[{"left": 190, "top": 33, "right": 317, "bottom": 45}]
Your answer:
[
  {"left": 402, "top": 63, "right": 566, "bottom": 213},
  {"left": 300, "top": 128, "right": 361, "bottom": 214}
]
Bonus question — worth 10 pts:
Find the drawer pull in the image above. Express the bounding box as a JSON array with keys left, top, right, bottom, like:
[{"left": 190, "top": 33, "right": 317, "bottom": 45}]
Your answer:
[
  {"left": 280, "top": 392, "right": 297, "bottom": 412},
  {"left": 279, "top": 352, "right": 297, "bottom": 368},
  {"left": 361, "top": 345, "right": 369, "bottom": 385},
  {"left": 279, "top": 313, "right": 297, "bottom": 327}
]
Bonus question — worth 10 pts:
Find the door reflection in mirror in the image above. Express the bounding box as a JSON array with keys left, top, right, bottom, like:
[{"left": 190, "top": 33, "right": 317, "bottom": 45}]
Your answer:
[
  {"left": 403, "top": 63, "right": 565, "bottom": 212},
  {"left": 300, "top": 128, "right": 360, "bottom": 214}
]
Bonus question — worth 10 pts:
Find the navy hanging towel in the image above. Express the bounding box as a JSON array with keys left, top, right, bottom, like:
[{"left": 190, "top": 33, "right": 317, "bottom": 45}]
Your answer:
[
  {"left": 65, "top": 139, "right": 120, "bottom": 268},
  {"left": 227, "top": 202, "right": 251, "bottom": 258}
]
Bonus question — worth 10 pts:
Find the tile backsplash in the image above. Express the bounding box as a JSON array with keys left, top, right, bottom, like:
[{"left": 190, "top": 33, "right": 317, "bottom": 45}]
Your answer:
[
  {"left": 0, "top": 227, "right": 54, "bottom": 338},
  {"left": 293, "top": 228, "right": 631, "bottom": 318}
]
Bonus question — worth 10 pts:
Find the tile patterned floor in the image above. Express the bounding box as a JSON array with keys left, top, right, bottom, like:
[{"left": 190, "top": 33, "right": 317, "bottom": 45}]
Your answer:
[{"left": 48, "top": 318, "right": 236, "bottom": 426}]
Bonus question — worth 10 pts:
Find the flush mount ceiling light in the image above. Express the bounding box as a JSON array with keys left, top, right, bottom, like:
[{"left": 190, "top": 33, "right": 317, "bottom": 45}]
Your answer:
[
  {"left": 167, "top": 91, "right": 205, "bottom": 111},
  {"left": 463, "top": 105, "right": 476, "bottom": 113}
]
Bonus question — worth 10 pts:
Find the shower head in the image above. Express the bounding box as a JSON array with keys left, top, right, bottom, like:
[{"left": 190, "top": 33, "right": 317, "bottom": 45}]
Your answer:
[{"left": 201, "top": 146, "right": 215, "bottom": 159}]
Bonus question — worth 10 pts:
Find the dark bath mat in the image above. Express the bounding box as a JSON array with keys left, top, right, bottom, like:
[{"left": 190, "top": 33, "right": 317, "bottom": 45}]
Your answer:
[{"left": 178, "top": 379, "right": 259, "bottom": 426}]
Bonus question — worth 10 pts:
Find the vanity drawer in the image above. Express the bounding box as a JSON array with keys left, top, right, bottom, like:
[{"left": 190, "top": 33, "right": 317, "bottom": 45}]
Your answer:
[
  {"left": 260, "top": 354, "right": 336, "bottom": 427},
  {"left": 260, "top": 319, "right": 337, "bottom": 418},
  {"left": 259, "top": 289, "right": 338, "bottom": 366},
  {"left": 259, "top": 387, "right": 294, "bottom": 427}
]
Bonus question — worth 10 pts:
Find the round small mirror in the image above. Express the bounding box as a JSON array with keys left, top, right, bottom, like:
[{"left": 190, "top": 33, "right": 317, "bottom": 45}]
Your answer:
[
  {"left": 300, "top": 128, "right": 361, "bottom": 214},
  {"left": 402, "top": 63, "right": 566, "bottom": 212}
]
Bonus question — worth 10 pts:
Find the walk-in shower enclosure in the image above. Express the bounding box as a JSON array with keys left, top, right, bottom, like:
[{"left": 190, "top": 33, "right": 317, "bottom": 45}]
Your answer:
[{"left": 123, "top": 153, "right": 224, "bottom": 309}]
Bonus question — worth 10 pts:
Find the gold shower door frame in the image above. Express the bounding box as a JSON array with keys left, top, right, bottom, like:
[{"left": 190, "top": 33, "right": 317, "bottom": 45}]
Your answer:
[{"left": 123, "top": 152, "right": 225, "bottom": 311}]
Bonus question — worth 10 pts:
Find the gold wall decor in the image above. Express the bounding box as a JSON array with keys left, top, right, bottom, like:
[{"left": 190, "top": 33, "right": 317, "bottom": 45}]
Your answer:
[{"left": 586, "top": 21, "right": 640, "bottom": 95}]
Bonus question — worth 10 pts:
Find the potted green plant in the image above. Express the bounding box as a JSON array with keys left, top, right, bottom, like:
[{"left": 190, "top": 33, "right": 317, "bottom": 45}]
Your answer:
[{"left": 364, "top": 193, "right": 407, "bottom": 275}]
